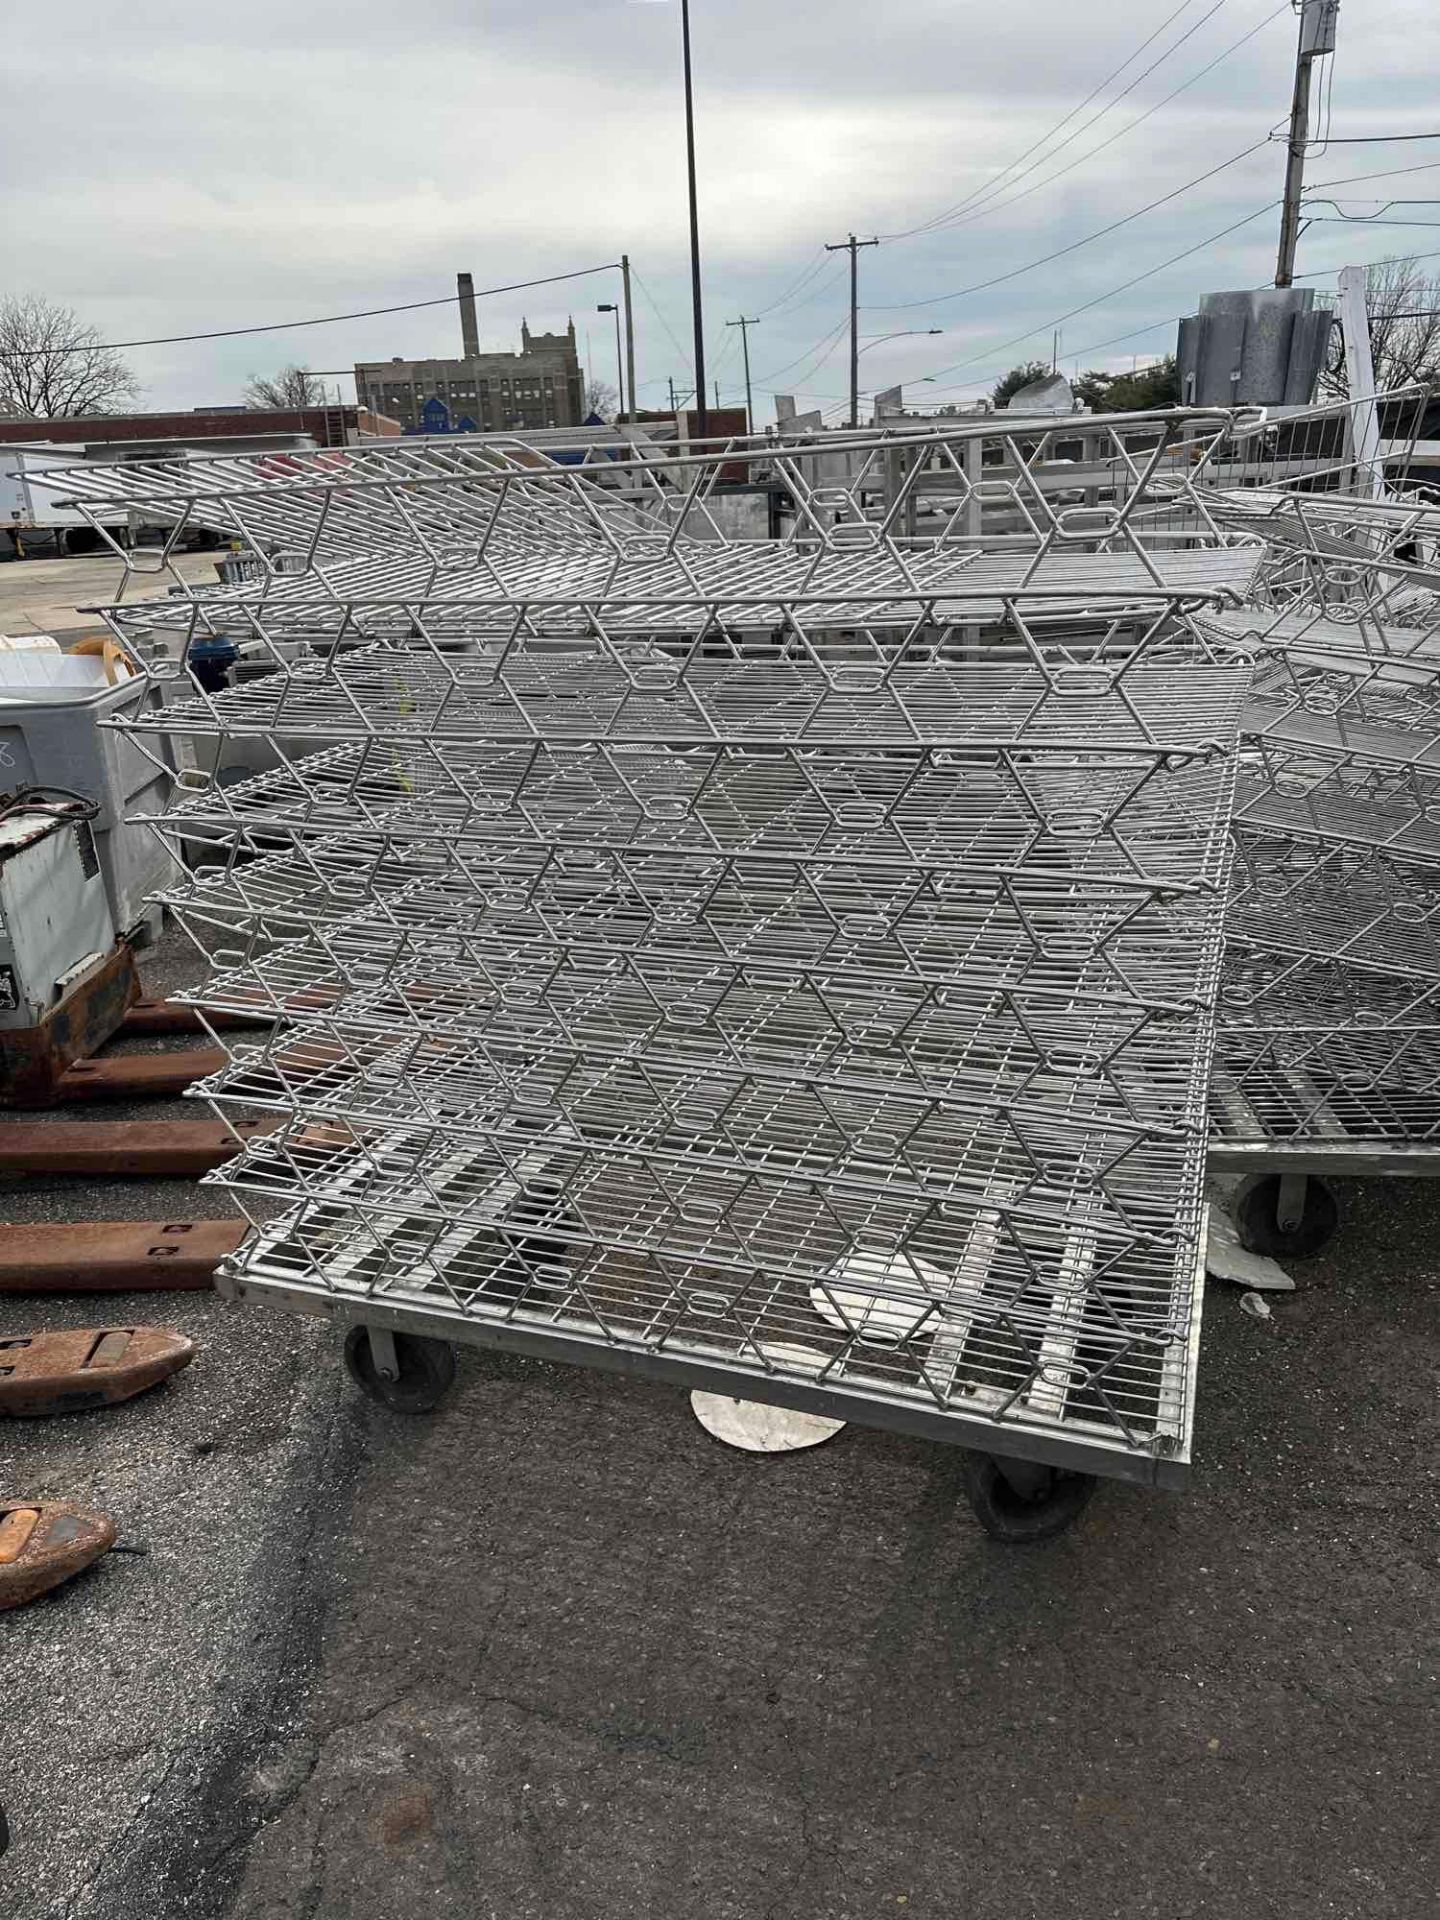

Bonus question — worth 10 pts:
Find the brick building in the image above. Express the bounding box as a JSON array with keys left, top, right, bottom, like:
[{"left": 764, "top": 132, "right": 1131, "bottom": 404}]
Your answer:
[{"left": 354, "top": 273, "right": 586, "bottom": 434}]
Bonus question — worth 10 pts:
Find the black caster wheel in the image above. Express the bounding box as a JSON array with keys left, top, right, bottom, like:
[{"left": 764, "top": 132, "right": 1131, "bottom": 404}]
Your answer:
[
  {"left": 1233, "top": 1171, "right": 1338, "bottom": 1258},
  {"left": 343, "top": 1327, "right": 456, "bottom": 1414},
  {"left": 960, "top": 1452, "right": 1098, "bottom": 1544},
  {"left": 483, "top": 1182, "right": 576, "bottom": 1307}
]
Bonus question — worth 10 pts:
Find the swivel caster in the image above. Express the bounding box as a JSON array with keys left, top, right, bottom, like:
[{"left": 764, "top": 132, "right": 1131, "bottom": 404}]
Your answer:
[
  {"left": 343, "top": 1327, "right": 456, "bottom": 1414},
  {"left": 1233, "top": 1171, "right": 1338, "bottom": 1258},
  {"left": 959, "top": 1451, "right": 1098, "bottom": 1543}
]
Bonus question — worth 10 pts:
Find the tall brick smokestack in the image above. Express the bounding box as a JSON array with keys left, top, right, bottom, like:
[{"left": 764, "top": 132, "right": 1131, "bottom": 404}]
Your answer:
[{"left": 457, "top": 272, "right": 480, "bottom": 360}]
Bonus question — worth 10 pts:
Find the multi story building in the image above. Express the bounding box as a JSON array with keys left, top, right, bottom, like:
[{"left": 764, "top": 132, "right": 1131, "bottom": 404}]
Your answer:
[{"left": 354, "top": 274, "right": 586, "bottom": 434}]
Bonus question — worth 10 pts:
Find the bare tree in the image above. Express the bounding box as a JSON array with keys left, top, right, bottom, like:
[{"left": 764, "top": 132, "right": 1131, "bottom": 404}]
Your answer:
[
  {"left": 1318, "top": 257, "right": 1440, "bottom": 398},
  {"left": 583, "top": 377, "right": 618, "bottom": 419},
  {"left": 245, "top": 364, "right": 331, "bottom": 409},
  {"left": 0, "top": 293, "right": 139, "bottom": 418}
]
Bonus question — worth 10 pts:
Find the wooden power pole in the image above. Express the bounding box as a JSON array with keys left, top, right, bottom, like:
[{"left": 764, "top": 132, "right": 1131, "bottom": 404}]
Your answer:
[
  {"left": 825, "top": 233, "right": 879, "bottom": 428},
  {"left": 726, "top": 316, "right": 760, "bottom": 434},
  {"left": 1276, "top": 0, "right": 1340, "bottom": 288}
]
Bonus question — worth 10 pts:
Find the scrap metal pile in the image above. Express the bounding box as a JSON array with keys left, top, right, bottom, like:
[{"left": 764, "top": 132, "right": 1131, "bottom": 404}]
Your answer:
[{"left": 45, "top": 413, "right": 1264, "bottom": 1497}]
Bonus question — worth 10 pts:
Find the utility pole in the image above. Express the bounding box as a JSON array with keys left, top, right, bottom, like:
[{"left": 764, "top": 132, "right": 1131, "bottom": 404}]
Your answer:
[
  {"left": 825, "top": 233, "right": 879, "bottom": 429},
  {"left": 680, "top": 0, "right": 708, "bottom": 438},
  {"left": 668, "top": 375, "right": 678, "bottom": 414},
  {"left": 621, "top": 254, "right": 637, "bottom": 428},
  {"left": 726, "top": 316, "right": 759, "bottom": 434},
  {"left": 1276, "top": 0, "right": 1340, "bottom": 288}
]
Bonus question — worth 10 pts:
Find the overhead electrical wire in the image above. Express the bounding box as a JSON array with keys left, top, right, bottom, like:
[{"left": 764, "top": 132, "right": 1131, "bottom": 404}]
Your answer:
[
  {"left": 629, "top": 267, "right": 694, "bottom": 376},
  {"left": 1299, "top": 132, "right": 1440, "bottom": 145},
  {"left": 1295, "top": 242, "right": 1440, "bottom": 277},
  {"left": 866, "top": 137, "right": 1273, "bottom": 311},
  {"left": 899, "top": 2, "right": 1288, "bottom": 248},
  {"left": 751, "top": 251, "right": 835, "bottom": 319},
  {"left": 749, "top": 315, "right": 852, "bottom": 391},
  {"left": 5, "top": 265, "right": 622, "bottom": 358},
  {"left": 1305, "top": 158, "right": 1440, "bottom": 191},
  {"left": 911, "top": 198, "right": 1279, "bottom": 395},
  {"left": 754, "top": 259, "right": 848, "bottom": 325},
  {"left": 881, "top": 0, "right": 1226, "bottom": 241}
]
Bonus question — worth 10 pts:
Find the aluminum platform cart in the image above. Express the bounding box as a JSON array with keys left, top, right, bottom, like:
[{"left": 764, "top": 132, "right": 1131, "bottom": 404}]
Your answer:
[{"left": 59, "top": 416, "right": 1261, "bottom": 1542}]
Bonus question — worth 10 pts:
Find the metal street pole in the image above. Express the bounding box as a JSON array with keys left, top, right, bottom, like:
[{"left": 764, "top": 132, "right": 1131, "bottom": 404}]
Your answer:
[
  {"left": 680, "top": 0, "right": 708, "bottom": 438},
  {"left": 1276, "top": 0, "right": 1340, "bottom": 288},
  {"left": 726, "top": 315, "right": 759, "bottom": 434},
  {"left": 825, "top": 232, "right": 879, "bottom": 428},
  {"left": 597, "top": 304, "right": 624, "bottom": 418},
  {"left": 620, "top": 254, "right": 638, "bottom": 427}
]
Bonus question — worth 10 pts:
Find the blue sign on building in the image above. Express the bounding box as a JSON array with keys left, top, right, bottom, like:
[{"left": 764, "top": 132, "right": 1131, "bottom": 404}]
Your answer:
[{"left": 420, "top": 396, "right": 451, "bottom": 434}]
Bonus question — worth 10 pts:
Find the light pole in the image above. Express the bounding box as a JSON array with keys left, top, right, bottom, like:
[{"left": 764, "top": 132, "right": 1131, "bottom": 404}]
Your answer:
[
  {"left": 596, "top": 303, "right": 625, "bottom": 420},
  {"left": 631, "top": 0, "right": 706, "bottom": 437},
  {"left": 680, "top": 0, "right": 707, "bottom": 438}
]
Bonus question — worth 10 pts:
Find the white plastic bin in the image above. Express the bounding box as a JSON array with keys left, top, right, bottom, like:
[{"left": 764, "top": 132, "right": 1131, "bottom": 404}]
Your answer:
[{"left": 0, "top": 654, "right": 179, "bottom": 941}]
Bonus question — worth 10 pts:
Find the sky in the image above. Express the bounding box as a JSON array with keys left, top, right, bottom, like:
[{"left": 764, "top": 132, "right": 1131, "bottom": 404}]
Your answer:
[{"left": 3, "top": 0, "right": 1440, "bottom": 424}]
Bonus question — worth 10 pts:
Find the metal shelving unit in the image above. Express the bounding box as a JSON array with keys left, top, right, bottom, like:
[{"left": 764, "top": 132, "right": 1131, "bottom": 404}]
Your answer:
[
  {"left": 1199, "top": 433, "right": 1440, "bottom": 1249},
  {"left": 48, "top": 412, "right": 1264, "bottom": 1541}
]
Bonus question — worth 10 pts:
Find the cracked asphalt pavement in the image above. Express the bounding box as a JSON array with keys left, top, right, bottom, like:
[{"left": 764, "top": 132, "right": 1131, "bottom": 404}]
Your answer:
[{"left": 2, "top": 937, "right": 1437, "bottom": 1916}]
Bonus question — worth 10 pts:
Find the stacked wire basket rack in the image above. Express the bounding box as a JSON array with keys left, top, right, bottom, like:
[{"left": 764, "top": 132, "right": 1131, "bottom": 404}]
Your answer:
[
  {"left": 1195, "top": 410, "right": 1440, "bottom": 1255},
  {"left": 45, "top": 413, "right": 1273, "bottom": 1538}
]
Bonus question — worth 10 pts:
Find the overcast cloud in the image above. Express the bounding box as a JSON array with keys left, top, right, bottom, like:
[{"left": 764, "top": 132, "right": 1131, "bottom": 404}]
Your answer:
[{"left": 3, "top": 0, "right": 1438, "bottom": 421}]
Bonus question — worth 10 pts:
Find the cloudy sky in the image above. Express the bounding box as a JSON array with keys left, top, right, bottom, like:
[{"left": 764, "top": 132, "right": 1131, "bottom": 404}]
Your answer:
[{"left": 4, "top": 0, "right": 1438, "bottom": 422}]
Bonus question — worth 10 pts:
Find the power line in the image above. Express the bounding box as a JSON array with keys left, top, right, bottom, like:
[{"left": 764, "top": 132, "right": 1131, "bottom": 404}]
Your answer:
[
  {"left": 880, "top": 0, "right": 1212, "bottom": 241},
  {"left": 907, "top": 2, "right": 1288, "bottom": 247},
  {"left": 751, "top": 251, "right": 835, "bottom": 320},
  {"left": 629, "top": 267, "right": 694, "bottom": 376},
  {"left": 1296, "top": 243, "right": 1440, "bottom": 275},
  {"left": 5, "top": 265, "right": 621, "bottom": 359},
  {"left": 749, "top": 315, "right": 851, "bottom": 390},
  {"left": 754, "top": 258, "right": 848, "bottom": 325},
  {"left": 1300, "top": 131, "right": 1440, "bottom": 144},
  {"left": 914, "top": 199, "right": 1279, "bottom": 394},
  {"left": 866, "top": 137, "right": 1273, "bottom": 312},
  {"left": 1306, "top": 158, "right": 1440, "bottom": 191}
]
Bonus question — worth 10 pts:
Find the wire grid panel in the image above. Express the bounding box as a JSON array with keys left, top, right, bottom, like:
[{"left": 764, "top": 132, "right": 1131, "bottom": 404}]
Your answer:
[
  {"left": 1212, "top": 946, "right": 1440, "bottom": 1146},
  {"left": 134, "top": 632, "right": 1245, "bottom": 1480},
  {"left": 1194, "top": 386, "right": 1431, "bottom": 499},
  {"left": 36, "top": 408, "right": 1247, "bottom": 576},
  {"left": 1203, "top": 459, "right": 1440, "bottom": 1153}
]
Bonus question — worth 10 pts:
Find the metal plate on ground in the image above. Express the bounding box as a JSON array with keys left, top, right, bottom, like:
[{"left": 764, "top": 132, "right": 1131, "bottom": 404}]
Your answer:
[
  {"left": 0, "top": 1326, "right": 195, "bottom": 1416},
  {"left": 691, "top": 1343, "right": 846, "bottom": 1453},
  {"left": 808, "top": 1250, "right": 952, "bottom": 1346},
  {"left": 0, "top": 1500, "right": 115, "bottom": 1609}
]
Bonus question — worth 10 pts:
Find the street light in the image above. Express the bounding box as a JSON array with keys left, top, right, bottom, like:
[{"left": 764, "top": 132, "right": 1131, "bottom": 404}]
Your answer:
[
  {"left": 596, "top": 303, "right": 625, "bottom": 420},
  {"left": 857, "top": 329, "right": 943, "bottom": 356},
  {"left": 853, "top": 332, "right": 942, "bottom": 423}
]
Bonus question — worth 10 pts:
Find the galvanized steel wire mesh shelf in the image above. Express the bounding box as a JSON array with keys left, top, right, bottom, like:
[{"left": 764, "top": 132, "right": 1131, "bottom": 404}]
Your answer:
[
  {"left": 1197, "top": 393, "right": 1440, "bottom": 1170},
  {"left": 68, "top": 413, "right": 1260, "bottom": 1491}
]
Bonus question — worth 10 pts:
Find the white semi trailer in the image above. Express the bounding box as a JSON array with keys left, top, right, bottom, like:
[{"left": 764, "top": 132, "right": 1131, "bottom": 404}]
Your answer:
[{"left": 0, "top": 443, "right": 119, "bottom": 555}]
